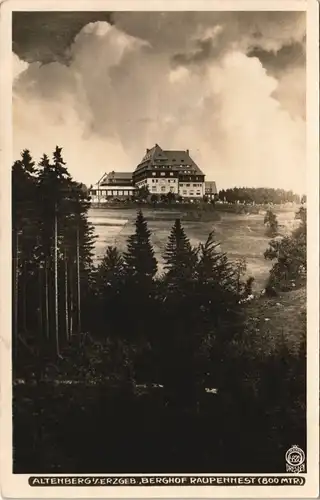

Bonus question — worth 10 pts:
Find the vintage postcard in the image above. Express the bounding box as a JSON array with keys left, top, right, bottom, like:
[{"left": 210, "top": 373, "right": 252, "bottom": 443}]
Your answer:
[{"left": 0, "top": 0, "right": 319, "bottom": 497}]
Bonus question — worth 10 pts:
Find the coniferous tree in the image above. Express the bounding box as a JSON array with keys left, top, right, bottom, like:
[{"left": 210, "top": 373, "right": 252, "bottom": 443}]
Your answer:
[
  {"left": 163, "top": 218, "right": 197, "bottom": 286},
  {"left": 94, "top": 246, "right": 125, "bottom": 337},
  {"left": 37, "top": 147, "right": 71, "bottom": 356},
  {"left": 12, "top": 150, "right": 37, "bottom": 362},
  {"left": 193, "top": 231, "right": 246, "bottom": 392},
  {"left": 124, "top": 210, "right": 157, "bottom": 282},
  {"left": 98, "top": 246, "right": 125, "bottom": 291},
  {"left": 195, "top": 231, "right": 244, "bottom": 326},
  {"left": 197, "top": 231, "right": 236, "bottom": 288},
  {"left": 264, "top": 209, "right": 279, "bottom": 237}
]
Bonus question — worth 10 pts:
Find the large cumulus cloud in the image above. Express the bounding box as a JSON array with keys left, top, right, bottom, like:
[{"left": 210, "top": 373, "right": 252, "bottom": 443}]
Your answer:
[{"left": 13, "top": 12, "right": 306, "bottom": 193}]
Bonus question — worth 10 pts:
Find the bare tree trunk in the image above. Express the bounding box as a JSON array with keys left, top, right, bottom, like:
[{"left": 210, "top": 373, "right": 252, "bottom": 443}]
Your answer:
[
  {"left": 38, "top": 265, "right": 43, "bottom": 337},
  {"left": 35, "top": 264, "right": 44, "bottom": 382},
  {"left": 13, "top": 230, "right": 19, "bottom": 362},
  {"left": 54, "top": 206, "right": 60, "bottom": 356},
  {"left": 22, "top": 260, "right": 27, "bottom": 333},
  {"left": 76, "top": 225, "right": 81, "bottom": 341},
  {"left": 69, "top": 264, "right": 74, "bottom": 339},
  {"left": 64, "top": 249, "right": 69, "bottom": 341},
  {"left": 45, "top": 259, "right": 49, "bottom": 340}
]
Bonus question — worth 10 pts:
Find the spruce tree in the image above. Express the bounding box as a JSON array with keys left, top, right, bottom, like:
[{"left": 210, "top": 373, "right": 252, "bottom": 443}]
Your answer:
[
  {"left": 93, "top": 246, "right": 125, "bottom": 337},
  {"left": 193, "top": 231, "right": 246, "bottom": 394},
  {"left": 124, "top": 210, "right": 157, "bottom": 282},
  {"left": 12, "top": 150, "right": 37, "bottom": 363},
  {"left": 264, "top": 209, "right": 279, "bottom": 237},
  {"left": 163, "top": 218, "right": 197, "bottom": 284},
  {"left": 98, "top": 246, "right": 124, "bottom": 293},
  {"left": 196, "top": 231, "right": 243, "bottom": 315}
]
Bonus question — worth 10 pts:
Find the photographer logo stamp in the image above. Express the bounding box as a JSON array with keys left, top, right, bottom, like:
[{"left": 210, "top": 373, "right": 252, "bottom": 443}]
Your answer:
[{"left": 285, "top": 445, "right": 306, "bottom": 473}]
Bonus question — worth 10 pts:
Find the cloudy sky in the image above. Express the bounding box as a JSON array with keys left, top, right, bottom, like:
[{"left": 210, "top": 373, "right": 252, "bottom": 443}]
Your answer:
[{"left": 12, "top": 11, "right": 306, "bottom": 193}]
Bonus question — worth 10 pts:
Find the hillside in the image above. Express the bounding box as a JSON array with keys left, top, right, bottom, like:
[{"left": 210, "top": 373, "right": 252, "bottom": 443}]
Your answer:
[{"left": 243, "top": 287, "right": 306, "bottom": 356}]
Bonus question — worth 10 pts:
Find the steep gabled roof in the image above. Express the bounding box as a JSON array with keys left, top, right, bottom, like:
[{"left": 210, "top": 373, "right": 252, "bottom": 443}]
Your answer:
[
  {"left": 134, "top": 144, "right": 204, "bottom": 175},
  {"left": 100, "top": 171, "right": 133, "bottom": 185}
]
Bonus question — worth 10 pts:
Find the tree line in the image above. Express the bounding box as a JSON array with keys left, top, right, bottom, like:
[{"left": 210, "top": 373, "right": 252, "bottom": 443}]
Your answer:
[
  {"left": 218, "top": 187, "right": 303, "bottom": 205},
  {"left": 12, "top": 148, "right": 95, "bottom": 374}
]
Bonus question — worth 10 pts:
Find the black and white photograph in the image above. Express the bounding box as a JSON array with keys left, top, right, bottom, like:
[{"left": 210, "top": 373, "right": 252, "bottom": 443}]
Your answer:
[{"left": 1, "top": 0, "right": 319, "bottom": 497}]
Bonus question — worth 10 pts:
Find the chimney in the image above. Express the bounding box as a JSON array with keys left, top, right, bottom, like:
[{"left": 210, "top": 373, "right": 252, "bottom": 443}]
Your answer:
[
  {"left": 186, "top": 149, "right": 189, "bottom": 155},
  {"left": 146, "top": 148, "right": 150, "bottom": 153}
]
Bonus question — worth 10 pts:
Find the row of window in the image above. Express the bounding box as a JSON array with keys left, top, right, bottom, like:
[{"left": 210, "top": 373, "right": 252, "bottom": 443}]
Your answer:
[
  {"left": 152, "top": 172, "right": 175, "bottom": 177},
  {"left": 150, "top": 172, "right": 202, "bottom": 180},
  {"left": 151, "top": 186, "right": 175, "bottom": 192},
  {"left": 180, "top": 183, "right": 202, "bottom": 188},
  {"left": 91, "top": 189, "right": 133, "bottom": 196},
  {"left": 155, "top": 158, "right": 185, "bottom": 163},
  {"left": 151, "top": 179, "right": 176, "bottom": 184},
  {"left": 152, "top": 166, "right": 193, "bottom": 173},
  {"left": 181, "top": 191, "right": 201, "bottom": 196}
]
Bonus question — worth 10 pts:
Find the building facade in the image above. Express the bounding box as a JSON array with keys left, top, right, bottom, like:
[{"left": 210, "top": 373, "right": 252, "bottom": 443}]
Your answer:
[
  {"left": 205, "top": 181, "right": 218, "bottom": 200},
  {"left": 89, "top": 145, "right": 216, "bottom": 202},
  {"left": 89, "top": 171, "right": 135, "bottom": 203},
  {"left": 133, "top": 144, "right": 205, "bottom": 199}
]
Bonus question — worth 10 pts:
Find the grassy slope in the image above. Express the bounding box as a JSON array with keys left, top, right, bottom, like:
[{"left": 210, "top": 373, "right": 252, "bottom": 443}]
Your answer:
[{"left": 243, "top": 287, "right": 306, "bottom": 356}]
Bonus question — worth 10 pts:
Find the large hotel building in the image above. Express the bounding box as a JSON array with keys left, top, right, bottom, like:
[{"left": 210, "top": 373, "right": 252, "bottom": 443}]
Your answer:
[{"left": 89, "top": 144, "right": 216, "bottom": 202}]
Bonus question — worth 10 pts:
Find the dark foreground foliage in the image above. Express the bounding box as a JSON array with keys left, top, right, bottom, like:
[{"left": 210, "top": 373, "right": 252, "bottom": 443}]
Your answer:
[
  {"left": 264, "top": 206, "right": 306, "bottom": 291},
  {"left": 14, "top": 335, "right": 305, "bottom": 474}
]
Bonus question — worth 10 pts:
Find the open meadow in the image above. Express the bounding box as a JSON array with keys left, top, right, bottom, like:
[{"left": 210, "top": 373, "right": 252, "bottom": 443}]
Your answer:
[{"left": 88, "top": 205, "right": 300, "bottom": 291}]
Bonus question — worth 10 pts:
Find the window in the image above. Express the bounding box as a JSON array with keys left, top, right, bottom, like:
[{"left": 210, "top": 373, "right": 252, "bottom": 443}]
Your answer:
[
  {"left": 196, "top": 191, "right": 201, "bottom": 196},
  {"left": 190, "top": 192, "right": 194, "bottom": 196},
  {"left": 156, "top": 180, "right": 158, "bottom": 183},
  {"left": 152, "top": 186, "right": 157, "bottom": 192},
  {"left": 118, "top": 190, "right": 123, "bottom": 195},
  {"left": 107, "top": 190, "right": 112, "bottom": 196},
  {"left": 161, "top": 186, "right": 166, "bottom": 192},
  {"left": 186, "top": 184, "right": 190, "bottom": 187},
  {"left": 170, "top": 187, "right": 174, "bottom": 192},
  {"left": 193, "top": 184, "right": 197, "bottom": 187},
  {"left": 152, "top": 179, "right": 155, "bottom": 183},
  {"left": 183, "top": 190, "right": 187, "bottom": 195},
  {"left": 160, "top": 172, "right": 165, "bottom": 176},
  {"left": 152, "top": 172, "right": 156, "bottom": 176},
  {"left": 91, "top": 190, "right": 97, "bottom": 195},
  {"left": 169, "top": 172, "right": 173, "bottom": 176},
  {"left": 181, "top": 159, "right": 184, "bottom": 162},
  {"left": 113, "top": 190, "right": 118, "bottom": 196}
]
